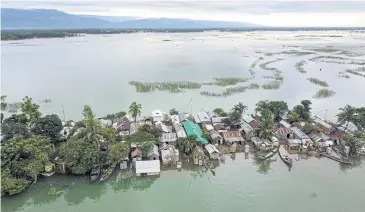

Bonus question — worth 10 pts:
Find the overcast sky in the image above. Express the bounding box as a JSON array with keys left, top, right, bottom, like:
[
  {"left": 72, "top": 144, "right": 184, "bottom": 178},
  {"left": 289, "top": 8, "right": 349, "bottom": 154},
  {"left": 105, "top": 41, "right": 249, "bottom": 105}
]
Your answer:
[{"left": 2, "top": 0, "right": 365, "bottom": 27}]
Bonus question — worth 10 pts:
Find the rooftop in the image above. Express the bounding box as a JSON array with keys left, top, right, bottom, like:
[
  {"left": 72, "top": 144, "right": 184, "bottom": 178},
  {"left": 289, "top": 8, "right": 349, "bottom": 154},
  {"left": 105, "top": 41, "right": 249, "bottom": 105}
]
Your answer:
[
  {"left": 194, "top": 111, "right": 211, "bottom": 124},
  {"left": 135, "top": 160, "right": 160, "bottom": 174},
  {"left": 312, "top": 116, "right": 333, "bottom": 129},
  {"left": 249, "top": 120, "right": 262, "bottom": 129},
  {"left": 205, "top": 144, "right": 220, "bottom": 154},
  {"left": 279, "top": 120, "right": 292, "bottom": 128},
  {"left": 276, "top": 127, "right": 293, "bottom": 135},
  {"left": 152, "top": 109, "right": 163, "bottom": 117},
  {"left": 182, "top": 120, "right": 208, "bottom": 144},
  {"left": 290, "top": 127, "right": 310, "bottom": 139}
]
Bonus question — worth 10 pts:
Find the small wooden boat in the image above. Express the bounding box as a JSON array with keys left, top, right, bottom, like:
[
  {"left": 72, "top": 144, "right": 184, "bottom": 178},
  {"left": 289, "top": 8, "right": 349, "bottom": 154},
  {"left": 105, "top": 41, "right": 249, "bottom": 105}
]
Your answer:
[
  {"left": 259, "top": 147, "right": 278, "bottom": 160},
  {"left": 99, "top": 163, "right": 117, "bottom": 182},
  {"left": 278, "top": 145, "right": 293, "bottom": 167},
  {"left": 90, "top": 166, "right": 101, "bottom": 182}
]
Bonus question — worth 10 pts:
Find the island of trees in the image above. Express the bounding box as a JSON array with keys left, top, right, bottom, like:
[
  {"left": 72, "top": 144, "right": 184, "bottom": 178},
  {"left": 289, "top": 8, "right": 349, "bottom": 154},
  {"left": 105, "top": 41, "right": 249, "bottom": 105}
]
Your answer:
[{"left": 1, "top": 95, "right": 364, "bottom": 196}]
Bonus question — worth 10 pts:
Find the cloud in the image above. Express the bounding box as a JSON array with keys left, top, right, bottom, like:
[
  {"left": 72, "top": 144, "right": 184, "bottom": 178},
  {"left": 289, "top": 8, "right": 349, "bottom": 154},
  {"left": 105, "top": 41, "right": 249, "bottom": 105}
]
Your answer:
[{"left": 2, "top": 0, "right": 365, "bottom": 26}]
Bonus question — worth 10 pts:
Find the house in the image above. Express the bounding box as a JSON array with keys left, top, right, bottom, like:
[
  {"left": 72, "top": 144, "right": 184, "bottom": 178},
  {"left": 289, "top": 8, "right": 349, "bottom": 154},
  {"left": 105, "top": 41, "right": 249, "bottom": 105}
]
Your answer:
[
  {"left": 249, "top": 120, "right": 262, "bottom": 130},
  {"left": 155, "top": 121, "right": 171, "bottom": 133},
  {"left": 242, "top": 114, "right": 255, "bottom": 124},
  {"left": 170, "top": 115, "right": 180, "bottom": 124},
  {"left": 287, "top": 139, "right": 302, "bottom": 149},
  {"left": 173, "top": 122, "right": 187, "bottom": 138},
  {"left": 222, "top": 130, "right": 244, "bottom": 144},
  {"left": 330, "top": 130, "right": 346, "bottom": 145},
  {"left": 116, "top": 116, "right": 130, "bottom": 134},
  {"left": 147, "top": 145, "right": 160, "bottom": 160},
  {"left": 251, "top": 137, "right": 263, "bottom": 149},
  {"left": 279, "top": 120, "right": 292, "bottom": 128},
  {"left": 312, "top": 116, "right": 333, "bottom": 134},
  {"left": 213, "top": 123, "right": 227, "bottom": 132},
  {"left": 182, "top": 120, "right": 209, "bottom": 145},
  {"left": 207, "top": 111, "right": 218, "bottom": 119},
  {"left": 204, "top": 144, "right": 220, "bottom": 159},
  {"left": 276, "top": 127, "right": 294, "bottom": 140},
  {"left": 209, "top": 130, "right": 223, "bottom": 144},
  {"left": 178, "top": 112, "right": 189, "bottom": 122},
  {"left": 135, "top": 160, "right": 160, "bottom": 176},
  {"left": 131, "top": 148, "right": 143, "bottom": 160},
  {"left": 229, "top": 143, "right": 237, "bottom": 153},
  {"left": 203, "top": 124, "right": 214, "bottom": 131},
  {"left": 192, "top": 146, "right": 206, "bottom": 165},
  {"left": 260, "top": 140, "right": 274, "bottom": 151},
  {"left": 160, "top": 145, "right": 180, "bottom": 166},
  {"left": 291, "top": 121, "right": 306, "bottom": 130},
  {"left": 240, "top": 121, "right": 255, "bottom": 140},
  {"left": 212, "top": 117, "right": 226, "bottom": 123},
  {"left": 152, "top": 109, "right": 164, "bottom": 122},
  {"left": 160, "top": 132, "right": 177, "bottom": 145},
  {"left": 290, "top": 127, "right": 310, "bottom": 140},
  {"left": 194, "top": 111, "right": 211, "bottom": 124}
]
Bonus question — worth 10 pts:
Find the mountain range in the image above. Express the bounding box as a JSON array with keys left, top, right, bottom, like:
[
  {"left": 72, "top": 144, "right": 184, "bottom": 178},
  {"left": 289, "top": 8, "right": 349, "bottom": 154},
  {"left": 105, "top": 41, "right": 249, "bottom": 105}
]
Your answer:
[{"left": 1, "top": 8, "right": 261, "bottom": 29}]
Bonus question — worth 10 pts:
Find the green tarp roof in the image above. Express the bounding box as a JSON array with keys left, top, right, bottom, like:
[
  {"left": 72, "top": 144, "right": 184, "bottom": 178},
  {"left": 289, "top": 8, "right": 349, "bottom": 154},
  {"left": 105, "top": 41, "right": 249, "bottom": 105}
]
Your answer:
[{"left": 182, "top": 120, "right": 208, "bottom": 144}]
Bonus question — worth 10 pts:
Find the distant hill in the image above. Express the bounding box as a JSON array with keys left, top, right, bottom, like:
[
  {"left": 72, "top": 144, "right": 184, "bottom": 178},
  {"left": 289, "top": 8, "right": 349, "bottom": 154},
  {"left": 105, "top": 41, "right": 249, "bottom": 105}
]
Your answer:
[{"left": 1, "top": 8, "right": 262, "bottom": 29}]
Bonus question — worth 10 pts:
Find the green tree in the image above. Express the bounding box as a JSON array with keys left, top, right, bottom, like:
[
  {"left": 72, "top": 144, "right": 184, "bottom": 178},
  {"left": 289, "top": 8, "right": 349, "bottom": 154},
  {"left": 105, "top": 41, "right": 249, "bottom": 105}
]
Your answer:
[
  {"left": 353, "top": 107, "right": 365, "bottom": 130},
  {"left": 21, "top": 96, "right": 42, "bottom": 122},
  {"left": 259, "top": 109, "right": 274, "bottom": 139},
  {"left": 1, "top": 95, "right": 7, "bottom": 124},
  {"left": 116, "top": 111, "right": 127, "bottom": 119},
  {"left": 177, "top": 136, "right": 196, "bottom": 154},
  {"left": 268, "top": 101, "right": 288, "bottom": 121},
  {"left": 101, "top": 125, "right": 117, "bottom": 144},
  {"left": 107, "top": 142, "right": 130, "bottom": 164},
  {"left": 233, "top": 102, "right": 248, "bottom": 114},
  {"left": 344, "top": 135, "right": 364, "bottom": 156},
  {"left": 1, "top": 135, "right": 55, "bottom": 195},
  {"left": 60, "top": 138, "right": 100, "bottom": 175},
  {"left": 301, "top": 100, "right": 312, "bottom": 112},
  {"left": 336, "top": 105, "right": 356, "bottom": 130},
  {"left": 213, "top": 108, "right": 228, "bottom": 117},
  {"left": 105, "top": 114, "right": 117, "bottom": 126},
  {"left": 255, "top": 100, "right": 270, "bottom": 116},
  {"left": 77, "top": 105, "right": 103, "bottom": 146},
  {"left": 125, "top": 131, "right": 156, "bottom": 154},
  {"left": 288, "top": 110, "right": 299, "bottom": 123},
  {"left": 1, "top": 114, "right": 29, "bottom": 140},
  {"left": 129, "top": 102, "right": 142, "bottom": 123},
  {"left": 32, "top": 114, "right": 63, "bottom": 141},
  {"left": 169, "top": 108, "right": 179, "bottom": 116}
]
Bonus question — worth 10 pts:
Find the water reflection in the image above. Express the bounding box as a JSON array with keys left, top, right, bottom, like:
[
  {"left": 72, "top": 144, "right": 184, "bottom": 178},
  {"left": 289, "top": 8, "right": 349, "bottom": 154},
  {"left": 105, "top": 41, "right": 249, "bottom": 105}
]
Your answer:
[
  {"left": 252, "top": 154, "right": 277, "bottom": 174},
  {"left": 64, "top": 177, "right": 107, "bottom": 205}
]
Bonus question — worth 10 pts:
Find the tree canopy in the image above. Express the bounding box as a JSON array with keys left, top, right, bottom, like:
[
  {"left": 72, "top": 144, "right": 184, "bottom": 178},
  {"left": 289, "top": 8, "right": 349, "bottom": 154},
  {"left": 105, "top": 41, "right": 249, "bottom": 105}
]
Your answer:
[
  {"left": 255, "top": 100, "right": 288, "bottom": 121},
  {"left": 129, "top": 102, "right": 142, "bottom": 123},
  {"left": 32, "top": 114, "right": 63, "bottom": 141},
  {"left": 213, "top": 108, "right": 228, "bottom": 117},
  {"left": 107, "top": 142, "right": 130, "bottom": 164},
  {"left": 21, "top": 96, "right": 42, "bottom": 121}
]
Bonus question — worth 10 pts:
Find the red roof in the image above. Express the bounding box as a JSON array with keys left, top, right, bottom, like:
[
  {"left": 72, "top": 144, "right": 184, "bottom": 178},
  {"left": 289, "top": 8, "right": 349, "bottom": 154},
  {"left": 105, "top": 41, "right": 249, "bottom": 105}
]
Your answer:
[
  {"left": 131, "top": 148, "right": 142, "bottom": 158},
  {"left": 334, "top": 130, "right": 346, "bottom": 140},
  {"left": 249, "top": 120, "right": 262, "bottom": 128},
  {"left": 276, "top": 128, "right": 293, "bottom": 135}
]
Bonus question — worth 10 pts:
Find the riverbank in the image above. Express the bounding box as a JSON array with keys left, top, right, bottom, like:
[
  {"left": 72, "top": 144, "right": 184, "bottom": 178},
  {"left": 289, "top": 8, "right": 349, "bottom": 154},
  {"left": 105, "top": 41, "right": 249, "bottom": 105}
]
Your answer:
[{"left": 2, "top": 152, "right": 364, "bottom": 212}]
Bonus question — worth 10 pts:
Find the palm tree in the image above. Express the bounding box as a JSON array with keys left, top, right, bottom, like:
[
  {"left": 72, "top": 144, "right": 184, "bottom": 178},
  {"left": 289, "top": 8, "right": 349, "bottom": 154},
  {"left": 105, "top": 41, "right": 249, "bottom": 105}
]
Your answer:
[
  {"left": 129, "top": 102, "right": 142, "bottom": 123},
  {"left": 233, "top": 102, "right": 248, "bottom": 114},
  {"left": 336, "top": 105, "right": 356, "bottom": 130}
]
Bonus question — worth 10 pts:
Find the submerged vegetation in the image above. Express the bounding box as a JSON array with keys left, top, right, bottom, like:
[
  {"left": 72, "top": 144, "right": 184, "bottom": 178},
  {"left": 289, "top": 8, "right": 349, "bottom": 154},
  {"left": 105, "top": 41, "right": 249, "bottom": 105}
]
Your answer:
[
  {"left": 249, "top": 57, "right": 264, "bottom": 75},
  {"left": 213, "top": 77, "right": 249, "bottom": 86},
  {"left": 261, "top": 80, "right": 281, "bottom": 90},
  {"left": 295, "top": 61, "right": 307, "bottom": 73},
  {"left": 129, "top": 81, "right": 201, "bottom": 93},
  {"left": 346, "top": 69, "right": 365, "bottom": 78},
  {"left": 313, "top": 89, "right": 336, "bottom": 99},
  {"left": 265, "top": 50, "right": 315, "bottom": 57},
  {"left": 200, "top": 83, "right": 260, "bottom": 97},
  {"left": 307, "top": 78, "right": 329, "bottom": 87}
]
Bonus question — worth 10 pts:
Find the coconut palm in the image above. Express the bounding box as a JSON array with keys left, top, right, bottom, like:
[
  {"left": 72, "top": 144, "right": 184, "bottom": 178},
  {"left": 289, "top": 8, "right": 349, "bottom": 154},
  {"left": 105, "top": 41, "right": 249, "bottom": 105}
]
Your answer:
[
  {"left": 336, "top": 105, "right": 356, "bottom": 130},
  {"left": 233, "top": 102, "right": 248, "bottom": 114},
  {"left": 77, "top": 105, "right": 104, "bottom": 146},
  {"left": 129, "top": 102, "right": 142, "bottom": 123}
]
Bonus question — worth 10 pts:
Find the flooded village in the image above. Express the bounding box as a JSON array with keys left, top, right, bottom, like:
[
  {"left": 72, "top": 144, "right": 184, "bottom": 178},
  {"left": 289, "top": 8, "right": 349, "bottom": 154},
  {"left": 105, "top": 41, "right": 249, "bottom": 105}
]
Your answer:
[{"left": 40, "top": 101, "right": 365, "bottom": 183}]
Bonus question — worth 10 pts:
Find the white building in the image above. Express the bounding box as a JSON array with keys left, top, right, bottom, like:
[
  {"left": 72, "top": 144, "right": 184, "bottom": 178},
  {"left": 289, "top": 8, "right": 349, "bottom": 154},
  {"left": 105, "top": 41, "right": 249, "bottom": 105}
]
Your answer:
[
  {"left": 135, "top": 160, "right": 160, "bottom": 176},
  {"left": 152, "top": 109, "right": 164, "bottom": 122}
]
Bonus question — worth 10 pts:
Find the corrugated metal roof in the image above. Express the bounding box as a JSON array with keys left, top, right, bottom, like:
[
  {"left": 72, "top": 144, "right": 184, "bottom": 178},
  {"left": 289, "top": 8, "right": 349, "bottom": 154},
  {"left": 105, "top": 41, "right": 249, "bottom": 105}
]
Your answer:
[
  {"left": 174, "top": 122, "right": 187, "bottom": 138},
  {"left": 160, "top": 132, "right": 177, "bottom": 142},
  {"left": 279, "top": 120, "right": 292, "bottom": 128},
  {"left": 222, "top": 130, "right": 244, "bottom": 142},
  {"left": 212, "top": 117, "right": 225, "bottom": 123},
  {"left": 276, "top": 127, "right": 293, "bottom": 135},
  {"left": 147, "top": 145, "right": 159, "bottom": 157},
  {"left": 242, "top": 114, "right": 254, "bottom": 123},
  {"left": 135, "top": 160, "right": 160, "bottom": 174},
  {"left": 313, "top": 116, "right": 333, "bottom": 129},
  {"left": 182, "top": 120, "right": 208, "bottom": 144},
  {"left": 288, "top": 139, "right": 302, "bottom": 145},
  {"left": 194, "top": 111, "right": 211, "bottom": 124},
  {"left": 205, "top": 144, "right": 220, "bottom": 154},
  {"left": 290, "top": 127, "right": 310, "bottom": 139}
]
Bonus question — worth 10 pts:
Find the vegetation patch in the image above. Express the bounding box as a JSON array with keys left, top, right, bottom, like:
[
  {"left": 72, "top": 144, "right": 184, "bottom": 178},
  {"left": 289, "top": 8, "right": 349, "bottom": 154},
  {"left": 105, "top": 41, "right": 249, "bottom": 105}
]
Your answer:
[
  {"left": 249, "top": 57, "right": 264, "bottom": 75},
  {"left": 295, "top": 61, "right": 307, "bottom": 73},
  {"left": 213, "top": 77, "right": 249, "bottom": 86},
  {"left": 313, "top": 89, "right": 336, "bottom": 99},
  {"left": 309, "top": 56, "right": 365, "bottom": 65},
  {"left": 259, "top": 58, "right": 284, "bottom": 72},
  {"left": 307, "top": 78, "right": 329, "bottom": 87},
  {"left": 266, "top": 50, "right": 314, "bottom": 57},
  {"left": 346, "top": 69, "right": 365, "bottom": 78},
  {"left": 261, "top": 80, "right": 281, "bottom": 90},
  {"left": 129, "top": 81, "right": 201, "bottom": 93},
  {"left": 247, "top": 83, "right": 260, "bottom": 89},
  {"left": 200, "top": 91, "right": 223, "bottom": 97},
  {"left": 222, "top": 86, "right": 247, "bottom": 96}
]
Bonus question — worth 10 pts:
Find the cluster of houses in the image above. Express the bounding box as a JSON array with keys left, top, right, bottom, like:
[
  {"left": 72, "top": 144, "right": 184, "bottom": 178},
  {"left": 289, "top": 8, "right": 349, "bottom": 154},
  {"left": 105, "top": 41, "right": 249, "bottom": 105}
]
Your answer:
[{"left": 56, "top": 108, "right": 363, "bottom": 178}]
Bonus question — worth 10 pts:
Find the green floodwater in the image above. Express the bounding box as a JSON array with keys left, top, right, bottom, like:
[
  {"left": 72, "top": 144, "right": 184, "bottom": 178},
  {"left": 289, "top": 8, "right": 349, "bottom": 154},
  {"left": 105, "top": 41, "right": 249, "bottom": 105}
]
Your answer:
[{"left": 2, "top": 153, "right": 365, "bottom": 212}]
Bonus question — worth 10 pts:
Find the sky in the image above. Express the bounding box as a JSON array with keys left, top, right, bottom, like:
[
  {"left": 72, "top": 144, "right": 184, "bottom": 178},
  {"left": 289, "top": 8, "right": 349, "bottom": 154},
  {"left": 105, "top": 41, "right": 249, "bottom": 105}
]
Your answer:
[{"left": 2, "top": 0, "right": 365, "bottom": 27}]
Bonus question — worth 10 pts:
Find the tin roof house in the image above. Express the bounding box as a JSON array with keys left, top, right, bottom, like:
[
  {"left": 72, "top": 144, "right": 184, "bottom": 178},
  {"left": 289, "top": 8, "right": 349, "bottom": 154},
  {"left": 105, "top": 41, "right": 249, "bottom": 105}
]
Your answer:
[
  {"left": 173, "top": 122, "right": 187, "bottom": 138},
  {"left": 204, "top": 144, "right": 220, "bottom": 160},
  {"left": 209, "top": 130, "right": 223, "bottom": 144},
  {"left": 152, "top": 109, "right": 164, "bottom": 122},
  {"left": 194, "top": 111, "right": 211, "bottom": 124},
  {"left": 135, "top": 160, "right": 160, "bottom": 176},
  {"left": 147, "top": 145, "right": 160, "bottom": 161},
  {"left": 159, "top": 132, "right": 177, "bottom": 145},
  {"left": 222, "top": 130, "right": 244, "bottom": 144},
  {"left": 182, "top": 120, "right": 208, "bottom": 145}
]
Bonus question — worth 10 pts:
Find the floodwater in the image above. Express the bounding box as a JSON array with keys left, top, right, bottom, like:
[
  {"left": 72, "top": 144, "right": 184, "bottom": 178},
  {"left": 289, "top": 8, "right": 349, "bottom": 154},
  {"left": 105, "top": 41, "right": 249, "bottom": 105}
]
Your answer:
[
  {"left": 2, "top": 153, "right": 365, "bottom": 212},
  {"left": 2, "top": 31, "right": 365, "bottom": 121}
]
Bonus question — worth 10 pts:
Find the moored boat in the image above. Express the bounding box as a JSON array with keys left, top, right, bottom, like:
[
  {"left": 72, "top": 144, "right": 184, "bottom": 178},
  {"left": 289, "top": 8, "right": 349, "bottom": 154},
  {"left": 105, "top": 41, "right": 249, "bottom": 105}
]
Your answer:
[
  {"left": 278, "top": 145, "right": 293, "bottom": 167},
  {"left": 90, "top": 165, "right": 101, "bottom": 182},
  {"left": 99, "top": 163, "right": 117, "bottom": 182},
  {"left": 259, "top": 147, "right": 278, "bottom": 160}
]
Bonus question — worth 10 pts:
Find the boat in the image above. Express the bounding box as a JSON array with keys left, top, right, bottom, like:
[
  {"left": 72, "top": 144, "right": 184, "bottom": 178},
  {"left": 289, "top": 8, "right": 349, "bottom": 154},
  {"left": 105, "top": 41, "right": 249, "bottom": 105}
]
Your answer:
[
  {"left": 90, "top": 165, "right": 101, "bottom": 182},
  {"left": 278, "top": 145, "right": 293, "bottom": 167},
  {"left": 99, "top": 163, "right": 117, "bottom": 182},
  {"left": 259, "top": 147, "right": 278, "bottom": 160}
]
